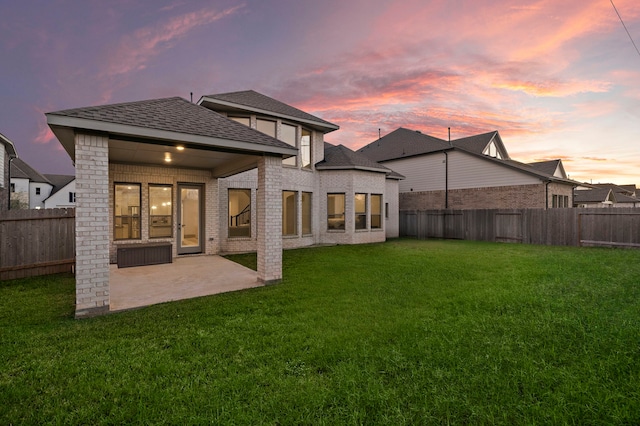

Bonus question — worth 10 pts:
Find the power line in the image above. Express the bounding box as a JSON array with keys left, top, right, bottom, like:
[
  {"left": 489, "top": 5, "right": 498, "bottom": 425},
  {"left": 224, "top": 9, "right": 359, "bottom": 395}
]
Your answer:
[{"left": 610, "top": 0, "right": 640, "bottom": 59}]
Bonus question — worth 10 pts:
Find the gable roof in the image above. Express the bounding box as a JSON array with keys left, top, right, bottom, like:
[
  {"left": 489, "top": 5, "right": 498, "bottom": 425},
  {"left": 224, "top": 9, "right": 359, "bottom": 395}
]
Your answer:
[
  {"left": 574, "top": 188, "right": 614, "bottom": 204},
  {"left": 198, "top": 90, "right": 339, "bottom": 133},
  {"left": 47, "top": 97, "right": 297, "bottom": 160},
  {"left": 528, "top": 159, "right": 567, "bottom": 179},
  {"left": 43, "top": 174, "right": 75, "bottom": 197},
  {"left": 317, "top": 143, "right": 404, "bottom": 179},
  {"left": 0, "top": 132, "right": 17, "bottom": 157},
  {"left": 614, "top": 192, "right": 640, "bottom": 204},
  {"left": 10, "top": 158, "right": 51, "bottom": 184},
  {"left": 592, "top": 183, "right": 635, "bottom": 196},
  {"left": 358, "top": 127, "right": 577, "bottom": 187},
  {"left": 357, "top": 127, "right": 450, "bottom": 162},
  {"left": 451, "top": 131, "right": 506, "bottom": 157}
]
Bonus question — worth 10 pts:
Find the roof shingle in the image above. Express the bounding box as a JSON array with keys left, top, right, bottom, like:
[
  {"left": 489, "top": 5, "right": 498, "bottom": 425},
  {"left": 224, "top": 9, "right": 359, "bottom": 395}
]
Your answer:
[
  {"left": 47, "top": 97, "right": 293, "bottom": 150},
  {"left": 201, "top": 90, "right": 338, "bottom": 131}
]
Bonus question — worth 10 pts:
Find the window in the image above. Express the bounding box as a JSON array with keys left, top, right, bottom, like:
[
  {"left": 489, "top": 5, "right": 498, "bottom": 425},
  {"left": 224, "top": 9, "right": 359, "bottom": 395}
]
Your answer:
[
  {"left": 229, "top": 189, "right": 251, "bottom": 237},
  {"left": 35, "top": 187, "right": 41, "bottom": 195},
  {"left": 283, "top": 191, "right": 297, "bottom": 236},
  {"left": 327, "top": 193, "right": 345, "bottom": 230},
  {"left": 230, "top": 116, "right": 250, "bottom": 127},
  {"left": 301, "top": 128, "right": 311, "bottom": 168},
  {"left": 302, "top": 192, "right": 312, "bottom": 235},
  {"left": 355, "top": 193, "right": 367, "bottom": 230},
  {"left": 281, "top": 123, "right": 297, "bottom": 166},
  {"left": 257, "top": 119, "right": 276, "bottom": 137},
  {"left": 68, "top": 192, "right": 76, "bottom": 203},
  {"left": 114, "top": 184, "right": 141, "bottom": 240},
  {"left": 149, "top": 185, "right": 172, "bottom": 238},
  {"left": 371, "top": 194, "right": 382, "bottom": 229}
]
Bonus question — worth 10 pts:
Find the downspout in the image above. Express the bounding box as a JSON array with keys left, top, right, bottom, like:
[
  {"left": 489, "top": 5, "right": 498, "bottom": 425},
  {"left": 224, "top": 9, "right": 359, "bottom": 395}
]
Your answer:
[
  {"left": 544, "top": 180, "right": 549, "bottom": 209},
  {"left": 444, "top": 151, "right": 449, "bottom": 209}
]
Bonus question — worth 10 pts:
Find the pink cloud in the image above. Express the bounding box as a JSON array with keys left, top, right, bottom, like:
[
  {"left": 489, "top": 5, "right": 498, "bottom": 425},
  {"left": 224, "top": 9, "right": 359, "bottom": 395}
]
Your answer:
[
  {"left": 34, "top": 122, "right": 55, "bottom": 145},
  {"left": 105, "top": 4, "right": 243, "bottom": 77}
]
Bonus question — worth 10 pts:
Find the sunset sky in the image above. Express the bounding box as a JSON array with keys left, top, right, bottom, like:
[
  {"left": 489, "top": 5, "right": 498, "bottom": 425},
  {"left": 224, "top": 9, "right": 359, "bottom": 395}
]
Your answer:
[{"left": 1, "top": 0, "right": 639, "bottom": 185}]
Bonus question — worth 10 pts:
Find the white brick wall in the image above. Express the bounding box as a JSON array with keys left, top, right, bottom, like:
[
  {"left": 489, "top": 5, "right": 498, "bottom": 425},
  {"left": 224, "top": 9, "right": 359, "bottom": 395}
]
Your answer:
[
  {"left": 75, "top": 133, "right": 110, "bottom": 318},
  {"left": 257, "top": 155, "right": 282, "bottom": 283}
]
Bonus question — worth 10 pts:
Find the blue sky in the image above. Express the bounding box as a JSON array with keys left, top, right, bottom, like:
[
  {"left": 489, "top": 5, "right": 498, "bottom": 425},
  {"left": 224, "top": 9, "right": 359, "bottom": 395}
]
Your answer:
[{"left": 1, "top": 0, "right": 639, "bottom": 184}]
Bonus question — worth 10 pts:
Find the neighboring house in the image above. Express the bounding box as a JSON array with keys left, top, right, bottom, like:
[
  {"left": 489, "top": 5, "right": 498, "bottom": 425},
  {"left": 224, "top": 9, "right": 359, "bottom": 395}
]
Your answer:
[
  {"left": 574, "top": 184, "right": 640, "bottom": 208},
  {"left": 357, "top": 128, "right": 577, "bottom": 210},
  {"left": 46, "top": 90, "right": 401, "bottom": 318},
  {"left": 0, "top": 132, "right": 18, "bottom": 210},
  {"left": 574, "top": 187, "right": 615, "bottom": 208},
  {"left": 43, "top": 174, "right": 76, "bottom": 208},
  {"left": 9, "top": 158, "right": 54, "bottom": 209}
]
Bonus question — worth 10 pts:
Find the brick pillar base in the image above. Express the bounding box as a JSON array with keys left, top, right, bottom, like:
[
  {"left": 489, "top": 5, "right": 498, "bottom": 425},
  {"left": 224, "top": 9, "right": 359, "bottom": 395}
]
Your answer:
[
  {"left": 257, "top": 155, "right": 282, "bottom": 284},
  {"left": 74, "top": 132, "right": 110, "bottom": 318}
]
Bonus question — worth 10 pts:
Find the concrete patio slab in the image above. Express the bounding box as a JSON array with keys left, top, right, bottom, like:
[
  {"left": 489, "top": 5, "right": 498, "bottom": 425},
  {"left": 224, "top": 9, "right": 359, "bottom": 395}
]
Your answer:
[{"left": 109, "top": 255, "right": 260, "bottom": 312}]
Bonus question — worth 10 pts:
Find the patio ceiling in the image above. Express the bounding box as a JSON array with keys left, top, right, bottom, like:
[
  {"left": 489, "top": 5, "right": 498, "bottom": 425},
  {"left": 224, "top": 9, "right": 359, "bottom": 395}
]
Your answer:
[{"left": 108, "top": 138, "right": 264, "bottom": 178}]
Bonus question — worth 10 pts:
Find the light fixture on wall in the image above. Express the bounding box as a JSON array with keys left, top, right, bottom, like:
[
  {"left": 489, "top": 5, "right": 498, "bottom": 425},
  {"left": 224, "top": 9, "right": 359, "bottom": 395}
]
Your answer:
[
  {"left": 176, "top": 145, "right": 185, "bottom": 151},
  {"left": 164, "top": 152, "right": 172, "bottom": 163}
]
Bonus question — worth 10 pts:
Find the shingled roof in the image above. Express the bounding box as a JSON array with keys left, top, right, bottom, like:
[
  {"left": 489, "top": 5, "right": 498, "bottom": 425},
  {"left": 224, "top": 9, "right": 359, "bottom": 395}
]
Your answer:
[
  {"left": 450, "top": 131, "right": 500, "bottom": 155},
  {"left": 574, "top": 188, "right": 614, "bottom": 204},
  {"left": 10, "top": 158, "right": 50, "bottom": 184},
  {"left": 528, "top": 160, "right": 562, "bottom": 177},
  {"left": 357, "top": 128, "right": 451, "bottom": 162},
  {"left": 47, "top": 97, "right": 296, "bottom": 152},
  {"left": 44, "top": 174, "right": 75, "bottom": 197},
  {"left": 317, "top": 143, "right": 403, "bottom": 179},
  {"left": 199, "top": 90, "right": 339, "bottom": 132}
]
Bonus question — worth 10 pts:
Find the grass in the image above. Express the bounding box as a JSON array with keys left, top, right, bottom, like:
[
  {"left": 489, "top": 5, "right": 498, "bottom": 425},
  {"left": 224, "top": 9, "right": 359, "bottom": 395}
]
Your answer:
[{"left": 1, "top": 239, "right": 639, "bottom": 424}]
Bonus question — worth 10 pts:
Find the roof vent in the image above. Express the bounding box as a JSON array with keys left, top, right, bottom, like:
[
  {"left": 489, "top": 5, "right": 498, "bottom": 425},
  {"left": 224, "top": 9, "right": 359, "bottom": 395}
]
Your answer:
[{"left": 415, "top": 130, "right": 421, "bottom": 134}]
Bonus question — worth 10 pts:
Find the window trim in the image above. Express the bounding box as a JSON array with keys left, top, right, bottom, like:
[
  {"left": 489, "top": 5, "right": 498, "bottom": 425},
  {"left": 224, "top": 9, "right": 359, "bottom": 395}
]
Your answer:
[
  {"left": 282, "top": 190, "right": 298, "bottom": 237},
  {"left": 228, "top": 188, "right": 252, "bottom": 238},
  {"left": 114, "top": 183, "right": 142, "bottom": 241},
  {"left": 371, "top": 194, "right": 383, "bottom": 229},
  {"left": 355, "top": 193, "right": 367, "bottom": 230},
  {"left": 148, "top": 184, "right": 173, "bottom": 239},
  {"left": 327, "top": 193, "right": 346, "bottom": 231},
  {"left": 302, "top": 191, "right": 312, "bottom": 235}
]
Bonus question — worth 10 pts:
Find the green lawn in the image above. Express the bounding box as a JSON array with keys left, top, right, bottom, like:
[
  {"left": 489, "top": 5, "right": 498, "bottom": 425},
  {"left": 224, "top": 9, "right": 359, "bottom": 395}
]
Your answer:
[{"left": 1, "top": 239, "right": 639, "bottom": 424}]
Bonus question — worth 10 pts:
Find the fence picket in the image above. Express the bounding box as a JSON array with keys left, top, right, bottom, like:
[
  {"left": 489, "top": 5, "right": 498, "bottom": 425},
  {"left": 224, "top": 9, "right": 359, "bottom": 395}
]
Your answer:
[{"left": 400, "top": 208, "right": 640, "bottom": 249}]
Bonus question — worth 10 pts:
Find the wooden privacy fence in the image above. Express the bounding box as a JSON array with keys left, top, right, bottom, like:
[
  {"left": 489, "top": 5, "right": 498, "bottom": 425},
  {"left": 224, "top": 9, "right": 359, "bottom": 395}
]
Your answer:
[
  {"left": 0, "top": 208, "right": 75, "bottom": 280},
  {"left": 400, "top": 208, "right": 640, "bottom": 248}
]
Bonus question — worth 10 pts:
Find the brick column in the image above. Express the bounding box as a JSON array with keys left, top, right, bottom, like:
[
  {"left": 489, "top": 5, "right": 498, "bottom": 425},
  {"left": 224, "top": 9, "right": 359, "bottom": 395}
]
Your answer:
[
  {"left": 74, "top": 132, "right": 110, "bottom": 318},
  {"left": 257, "top": 155, "right": 282, "bottom": 284}
]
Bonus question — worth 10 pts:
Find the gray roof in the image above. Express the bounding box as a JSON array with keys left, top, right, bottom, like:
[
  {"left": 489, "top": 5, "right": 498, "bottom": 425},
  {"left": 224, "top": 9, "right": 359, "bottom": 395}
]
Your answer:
[
  {"left": 47, "top": 96, "right": 294, "bottom": 151},
  {"left": 10, "top": 158, "right": 50, "bottom": 184},
  {"left": 200, "top": 90, "right": 339, "bottom": 132},
  {"left": 592, "top": 183, "right": 636, "bottom": 196},
  {"left": 615, "top": 193, "right": 640, "bottom": 204},
  {"left": 357, "top": 127, "right": 450, "bottom": 162},
  {"left": 44, "top": 174, "right": 75, "bottom": 196},
  {"left": 450, "top": 131, "right": 499, "bottom": 155},
  {"left": 574, "top": 188, "right": 613, "bottom": 203},
  {"left": 358, "top": 127, "right": 577, "bottom": 186},
  {"left": 528, "top": 159, "right": 561, "bottom": 176},
  {"left": 317, "top": 143, "right": 404, "bottom": 178}
]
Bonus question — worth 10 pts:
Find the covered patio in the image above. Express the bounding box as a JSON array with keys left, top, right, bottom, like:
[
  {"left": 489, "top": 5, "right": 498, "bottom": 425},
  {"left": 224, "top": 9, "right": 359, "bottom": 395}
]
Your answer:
[
  {"left": 46, "top": 96, "right": 297, "bottom": 318},
  {"left": 110, "top": 255, "right": 260, "bottom": 312}
]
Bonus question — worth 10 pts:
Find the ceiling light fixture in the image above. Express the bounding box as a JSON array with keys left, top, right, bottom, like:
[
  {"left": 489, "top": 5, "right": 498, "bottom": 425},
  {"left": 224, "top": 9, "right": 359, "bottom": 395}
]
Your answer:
[{"left": 176, "top": 145, "right": 185, "bottom": 151}]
